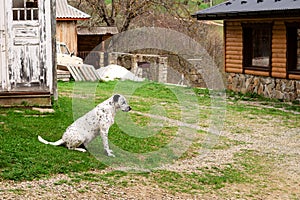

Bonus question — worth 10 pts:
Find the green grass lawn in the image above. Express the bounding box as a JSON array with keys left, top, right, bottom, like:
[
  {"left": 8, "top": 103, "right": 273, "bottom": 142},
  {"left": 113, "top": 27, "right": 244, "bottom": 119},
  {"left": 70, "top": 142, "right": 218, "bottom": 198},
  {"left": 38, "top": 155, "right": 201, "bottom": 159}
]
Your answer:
[
  {"left": 0, "top": 81, "right": 210, "bottom": 181},
  {"left": 0, "top": 95, "right": 106, "bottom": 181},
  {"left": 0, "top": 80, "right": 298, "bottom": 196}
]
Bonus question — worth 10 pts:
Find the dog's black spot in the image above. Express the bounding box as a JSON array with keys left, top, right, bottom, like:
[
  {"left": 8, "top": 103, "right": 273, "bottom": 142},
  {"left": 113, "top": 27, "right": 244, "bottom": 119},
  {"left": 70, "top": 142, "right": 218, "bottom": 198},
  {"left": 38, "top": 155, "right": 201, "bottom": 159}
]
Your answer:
[{"left": 113, "top": 94, "right": 120, "bottom": 102}]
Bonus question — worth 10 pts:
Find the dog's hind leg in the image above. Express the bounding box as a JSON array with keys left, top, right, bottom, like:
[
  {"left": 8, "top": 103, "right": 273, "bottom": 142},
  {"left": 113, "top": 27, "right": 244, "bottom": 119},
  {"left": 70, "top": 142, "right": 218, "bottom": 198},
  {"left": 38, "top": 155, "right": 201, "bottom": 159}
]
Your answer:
[
  {"left": 68, "top": 143, "right": 87, "bottom": 152},
  {"left": 71, "top": 147, "right": 87, "bottom": 152}
]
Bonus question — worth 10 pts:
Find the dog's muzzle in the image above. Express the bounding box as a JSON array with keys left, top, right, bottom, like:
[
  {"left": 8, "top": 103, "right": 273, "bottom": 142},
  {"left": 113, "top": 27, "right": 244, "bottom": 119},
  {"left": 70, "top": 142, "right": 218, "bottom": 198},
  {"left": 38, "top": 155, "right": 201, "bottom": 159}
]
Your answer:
[{"left": 122, "top": 106, "right": 132, "bottom": 112}]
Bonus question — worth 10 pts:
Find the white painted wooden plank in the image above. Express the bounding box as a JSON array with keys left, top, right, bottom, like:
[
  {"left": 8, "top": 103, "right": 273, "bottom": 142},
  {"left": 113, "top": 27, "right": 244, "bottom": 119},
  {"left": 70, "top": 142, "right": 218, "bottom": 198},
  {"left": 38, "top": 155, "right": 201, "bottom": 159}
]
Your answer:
[
  {"left": 6, "top": 0, "right": 13, "bottom": 91},
  {"left": 0, "top": 0, "right": 6, "bottom": 91},
  {"left": 0, "top": 1, "right": 5, "bottom": 31},
  {"left": 89, "top": 66, "right": 99, "bottom": 81},
  {"left": 88, "top": 65, "right": 100, "bottom": 81},
  {"left": 87, "top": 64, "right": 101, "bottom": 81},
  {"left": 86, "top": 66, "right": 97, "bottom": 81},
  {"left": 14, "top": 38, "right": 39, "bottom": 45},
  {"left": 65, "top": 64, "right": 101, "bottom": 82},
  {"left": 45, "top": 0, "right": 55, "bottom": 93},
  {"left": 93, "top": 66, "right": 102, "bottom": 80},
  {"left": 38, "top": 0, "right": 48, "bottom": 90},
  {"left": 84, "top": 64, "right": 100, "bottom": 81},
  {"left": 79, "top": 65, "right": 93, "bottom": 81},
  {"left": 14, "top": 27, "right": 39, "bottom": 37},
  {"left": 74, "top": 66, "right": 86, "bottom": 81},
  {"left": 77, "top": 66, "right": 88, "bottom": 80},
  {"left": 67, "top": 65, "right": 81, "bottom": 81}
]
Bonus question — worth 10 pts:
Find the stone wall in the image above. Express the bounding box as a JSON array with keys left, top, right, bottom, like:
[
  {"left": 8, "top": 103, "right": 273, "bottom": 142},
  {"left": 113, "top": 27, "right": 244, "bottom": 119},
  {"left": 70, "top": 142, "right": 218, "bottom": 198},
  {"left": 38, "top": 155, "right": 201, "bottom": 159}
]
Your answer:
[
  {"left": 108, "top": 52, "right": 206, "bottom": 87},
  {"left": 82, "top": 51, "right": 206, "bottom": 87},
  {"left": 227, "top": 73, "right": 300, "bottom": 101},
  {"left": 109, "top": 52, "right": 168, "bottom": 83}
]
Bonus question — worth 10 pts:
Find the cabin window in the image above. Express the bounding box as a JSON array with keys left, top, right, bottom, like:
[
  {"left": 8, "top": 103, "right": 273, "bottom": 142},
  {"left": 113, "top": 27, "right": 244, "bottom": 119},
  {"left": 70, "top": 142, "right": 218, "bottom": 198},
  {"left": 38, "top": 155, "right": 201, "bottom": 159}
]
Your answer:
[
  {"left": 286, "top": 23, "right": 300, "bottom": 74},
  {"left": 242, "top": 23, "right": 272, "bottom": 71},
  {"left": 13, "top": 0, "right": 38, "bottom": 21}
]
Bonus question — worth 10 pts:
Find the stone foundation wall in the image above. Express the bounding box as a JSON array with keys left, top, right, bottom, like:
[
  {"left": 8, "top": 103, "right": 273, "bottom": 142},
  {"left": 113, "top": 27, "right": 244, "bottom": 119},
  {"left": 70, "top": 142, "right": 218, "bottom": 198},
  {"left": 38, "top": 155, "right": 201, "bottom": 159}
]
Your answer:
[
  {"left": 227, "top": 73, "right": 300, "bottom": 101},
  {"left": 81, "top": 51, "right": 206, "bottom": 87}
]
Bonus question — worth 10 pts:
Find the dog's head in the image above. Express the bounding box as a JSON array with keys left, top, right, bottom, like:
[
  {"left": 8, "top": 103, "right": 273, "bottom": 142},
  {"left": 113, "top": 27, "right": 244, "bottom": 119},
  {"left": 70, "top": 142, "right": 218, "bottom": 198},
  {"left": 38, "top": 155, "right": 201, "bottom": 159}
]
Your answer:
[{"left": 113, "top": 94, "right": 131, "bottom": 112}]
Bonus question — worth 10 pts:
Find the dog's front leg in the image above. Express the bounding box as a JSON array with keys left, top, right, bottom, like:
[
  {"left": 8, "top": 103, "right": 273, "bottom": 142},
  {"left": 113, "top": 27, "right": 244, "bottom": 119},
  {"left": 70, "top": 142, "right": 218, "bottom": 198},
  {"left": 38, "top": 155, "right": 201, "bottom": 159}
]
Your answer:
[{"left": 100, "top": 127, "right": 115, "bottom": 157}]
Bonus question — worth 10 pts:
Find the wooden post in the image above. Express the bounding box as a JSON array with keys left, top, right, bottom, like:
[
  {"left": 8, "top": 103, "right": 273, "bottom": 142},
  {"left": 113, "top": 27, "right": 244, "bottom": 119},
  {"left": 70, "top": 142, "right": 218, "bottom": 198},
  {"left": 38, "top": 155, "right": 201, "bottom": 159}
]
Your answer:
[{"left": 51, "top": 0, "right": 58, "bottom": 101}]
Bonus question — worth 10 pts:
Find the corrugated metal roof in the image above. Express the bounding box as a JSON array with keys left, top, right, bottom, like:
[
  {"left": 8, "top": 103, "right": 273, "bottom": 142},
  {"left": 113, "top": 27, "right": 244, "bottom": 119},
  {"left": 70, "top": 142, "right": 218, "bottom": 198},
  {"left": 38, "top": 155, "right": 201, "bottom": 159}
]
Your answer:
[
  {"left": 56, "top": 0, "right": 90, "bottom": 20},
  {"left": 77, "top": 27, "right": 119, "bottom": 35},
  {"left": 193, "top": 0, "right": 300, "bottom": 20}
]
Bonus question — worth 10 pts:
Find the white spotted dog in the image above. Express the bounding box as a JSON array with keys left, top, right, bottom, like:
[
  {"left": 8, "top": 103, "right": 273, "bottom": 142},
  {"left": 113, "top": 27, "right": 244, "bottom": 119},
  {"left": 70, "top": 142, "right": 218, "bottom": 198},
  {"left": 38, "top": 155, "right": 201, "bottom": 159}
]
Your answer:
[{"left": 38, "top": 94, "right": 131, "bottom": 157}]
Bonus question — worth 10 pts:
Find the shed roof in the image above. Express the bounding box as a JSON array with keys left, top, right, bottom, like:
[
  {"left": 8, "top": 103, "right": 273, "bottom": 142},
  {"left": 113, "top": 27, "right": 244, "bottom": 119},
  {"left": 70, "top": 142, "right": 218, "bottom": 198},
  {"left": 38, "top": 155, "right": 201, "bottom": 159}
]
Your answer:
[
  {"left": 56, "top": 0, "right": 90, "bottom": 20},
  {"left": 77, "top": 26, "right": 119, "bottom": 35},
  {"left": 193, "top": 0, "right": 300, "bottom": 20}
]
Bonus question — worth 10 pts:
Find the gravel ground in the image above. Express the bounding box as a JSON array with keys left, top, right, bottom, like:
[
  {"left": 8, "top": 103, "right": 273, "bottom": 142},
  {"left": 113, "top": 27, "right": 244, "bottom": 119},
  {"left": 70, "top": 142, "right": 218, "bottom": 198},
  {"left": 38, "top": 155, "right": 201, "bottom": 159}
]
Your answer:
[{"left": 1, "top": 100, "right": 299, "bottom": 199}]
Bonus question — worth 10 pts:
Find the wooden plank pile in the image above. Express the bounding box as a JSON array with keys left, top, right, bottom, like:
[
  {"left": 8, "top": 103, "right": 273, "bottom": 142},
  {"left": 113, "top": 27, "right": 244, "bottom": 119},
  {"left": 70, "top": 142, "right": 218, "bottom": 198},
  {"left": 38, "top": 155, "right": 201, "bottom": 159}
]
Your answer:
[{"left": 57, "top": 64, "right": 100, "bottom": 82}]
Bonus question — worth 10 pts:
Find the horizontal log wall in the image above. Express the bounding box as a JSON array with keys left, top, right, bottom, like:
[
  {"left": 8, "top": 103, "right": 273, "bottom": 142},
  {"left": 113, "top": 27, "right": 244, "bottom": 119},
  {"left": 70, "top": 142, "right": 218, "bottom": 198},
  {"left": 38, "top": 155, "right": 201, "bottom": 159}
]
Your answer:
[
  {"left": 272, "top": 20, "right": 287, "bottom": 78},
  {"left": 289, "top": 74, "right": 300, "bottom": 80},
  {"left": 225, "top": 18, "right": 300, "bottom": 80},
  {"left": 225, "top": 21, "right": 243, "bottom": 74}
]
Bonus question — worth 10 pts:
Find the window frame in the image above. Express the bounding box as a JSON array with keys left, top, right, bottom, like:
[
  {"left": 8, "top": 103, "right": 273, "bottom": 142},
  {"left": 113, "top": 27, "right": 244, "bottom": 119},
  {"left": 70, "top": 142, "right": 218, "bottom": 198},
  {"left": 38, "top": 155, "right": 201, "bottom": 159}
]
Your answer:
[
  {"left": 13, "top": 0, "right": 38, "bottom": 21},
  {"left": 286, "top": 22, "right": 300, "bottom": 75},
  {"left": 242, "top": 23, "right": 273, "bottom": 73}
]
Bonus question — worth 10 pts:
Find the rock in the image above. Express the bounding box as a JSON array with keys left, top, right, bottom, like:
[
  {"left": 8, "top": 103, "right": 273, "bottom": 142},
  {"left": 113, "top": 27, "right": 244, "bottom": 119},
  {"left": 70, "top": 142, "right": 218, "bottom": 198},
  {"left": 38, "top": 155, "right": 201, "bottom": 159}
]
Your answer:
[
  {"left": 267, "top": 84, "right": 275, "bottom": 98},
  {"left": 274, "top": 90, "right": 284, "bottom": 99},
  {"left": 281, "top": 80, "right": 287, "bottom": 92},
  {"left": 253, "top": 77, "right": 260, "bottom": 87},
  {"left": 245, "top": 76, "right": 253, "bottom": 90},
  {"left": 227, "top": 74, "right": 233, "bottom": 84},
  {"left": 264, "top": 85, "right": 271, "bottom": 97},
  {"left": 239, "top": 74, "right": 246, "bottom": 88},
  {"left": 257, "top": 83, "right": 264, "bottom": 95},
  {"left": 286, "top": 80, "right": 295, "bottom": 91},
  {"left": 296, "top": 81, "right": 300, "bottom": 90}
]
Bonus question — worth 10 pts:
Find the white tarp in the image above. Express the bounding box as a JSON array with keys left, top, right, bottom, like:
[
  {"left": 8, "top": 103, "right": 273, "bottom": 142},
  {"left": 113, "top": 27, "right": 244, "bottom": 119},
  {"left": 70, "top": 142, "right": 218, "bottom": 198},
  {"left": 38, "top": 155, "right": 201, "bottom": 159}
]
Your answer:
[{"left": 97, "top": 64, "right": 144, "bottom": 82}]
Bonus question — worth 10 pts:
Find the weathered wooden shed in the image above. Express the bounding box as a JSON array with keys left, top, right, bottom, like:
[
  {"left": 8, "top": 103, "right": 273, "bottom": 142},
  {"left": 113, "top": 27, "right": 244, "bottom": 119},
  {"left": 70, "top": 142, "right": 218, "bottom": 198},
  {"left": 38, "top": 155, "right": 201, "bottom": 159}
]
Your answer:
[
  {"left": 56, "top": 0, "right": 90, "bottom": 55},
  {"left": 193, "top": 0, "right": 300, "bottom": 101},
  {"left": 0, "top": 0, "right": 56, "bottom": 106},
  {"left": 77, "top": 26, "right": 118, "bottom": 68}
]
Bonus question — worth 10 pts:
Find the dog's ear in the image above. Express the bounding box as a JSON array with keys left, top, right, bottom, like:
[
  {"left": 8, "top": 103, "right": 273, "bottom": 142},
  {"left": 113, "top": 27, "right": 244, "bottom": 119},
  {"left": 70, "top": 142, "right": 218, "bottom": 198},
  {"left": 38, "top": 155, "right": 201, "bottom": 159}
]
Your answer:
[{"left": 113, "top": 94, "right": 120, "bottom": 102}]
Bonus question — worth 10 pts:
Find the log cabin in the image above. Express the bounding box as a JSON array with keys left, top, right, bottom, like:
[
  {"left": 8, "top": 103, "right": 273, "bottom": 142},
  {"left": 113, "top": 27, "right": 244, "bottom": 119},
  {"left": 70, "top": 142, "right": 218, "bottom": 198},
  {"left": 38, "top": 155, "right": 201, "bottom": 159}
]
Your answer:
[
  {"left": 193, "top": 0, "right": 300, "bottom": 101},
  {"left": 0, "top": 0, "right": 56, "bottom": 106}
]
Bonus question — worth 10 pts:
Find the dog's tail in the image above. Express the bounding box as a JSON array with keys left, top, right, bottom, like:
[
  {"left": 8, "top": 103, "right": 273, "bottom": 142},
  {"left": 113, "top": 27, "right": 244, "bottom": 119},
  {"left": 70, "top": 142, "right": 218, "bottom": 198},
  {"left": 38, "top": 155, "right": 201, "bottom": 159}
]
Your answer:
[{"left": 38, "top": 136, "right": 65, "bottom": 146}]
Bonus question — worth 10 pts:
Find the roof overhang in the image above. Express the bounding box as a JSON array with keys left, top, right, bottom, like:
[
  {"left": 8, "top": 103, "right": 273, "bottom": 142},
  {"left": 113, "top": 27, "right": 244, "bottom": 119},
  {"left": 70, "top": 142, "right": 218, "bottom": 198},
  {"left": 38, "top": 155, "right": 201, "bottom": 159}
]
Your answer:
[
  {"left": 77, "top": 26, "right": 119, "bottom": 36},
  {"left": 56, "top": 0, "right": 90, "bottom": 21},
  {"left": 56, "top": 18, "right": 90, "bottom": 21},
  {"left": 193, "top": 9, "right": 300, "bottom": 20},
  {"left": 192, "top": 0, "right": 300, "bottom": 20}
]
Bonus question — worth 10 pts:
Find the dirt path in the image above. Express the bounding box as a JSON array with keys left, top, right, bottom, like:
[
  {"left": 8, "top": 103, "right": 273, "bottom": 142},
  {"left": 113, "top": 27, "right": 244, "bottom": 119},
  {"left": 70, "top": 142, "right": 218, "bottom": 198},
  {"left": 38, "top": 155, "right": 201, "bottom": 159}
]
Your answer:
[{"left": 1, "top": 101, "right": 299, "bottom": 199}]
